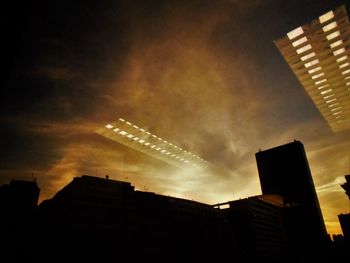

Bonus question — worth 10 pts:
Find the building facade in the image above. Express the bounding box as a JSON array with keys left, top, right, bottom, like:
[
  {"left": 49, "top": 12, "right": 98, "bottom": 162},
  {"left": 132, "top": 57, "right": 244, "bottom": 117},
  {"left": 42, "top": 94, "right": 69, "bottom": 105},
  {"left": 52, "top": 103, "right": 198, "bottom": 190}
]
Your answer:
[
  {"left": 214, "top": 194, "right": 289, "bottom": 262},
  {"left": 274, "top": 5, "right": 350, "bottom": 132}
]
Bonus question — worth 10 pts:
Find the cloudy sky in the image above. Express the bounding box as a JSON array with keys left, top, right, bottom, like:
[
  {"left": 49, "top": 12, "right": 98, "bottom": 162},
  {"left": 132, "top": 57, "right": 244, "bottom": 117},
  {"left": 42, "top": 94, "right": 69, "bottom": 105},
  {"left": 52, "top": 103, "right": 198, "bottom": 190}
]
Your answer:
[{"left": 3, "top": 0, "right": 350, "bottom": 235}]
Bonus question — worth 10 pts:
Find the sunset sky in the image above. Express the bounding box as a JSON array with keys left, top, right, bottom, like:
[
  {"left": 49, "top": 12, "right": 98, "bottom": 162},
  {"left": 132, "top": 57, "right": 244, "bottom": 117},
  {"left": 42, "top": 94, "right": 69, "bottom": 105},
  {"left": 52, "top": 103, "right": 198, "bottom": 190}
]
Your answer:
[{"left": 3, "top": 0, "right": 350, "bottom": 236}]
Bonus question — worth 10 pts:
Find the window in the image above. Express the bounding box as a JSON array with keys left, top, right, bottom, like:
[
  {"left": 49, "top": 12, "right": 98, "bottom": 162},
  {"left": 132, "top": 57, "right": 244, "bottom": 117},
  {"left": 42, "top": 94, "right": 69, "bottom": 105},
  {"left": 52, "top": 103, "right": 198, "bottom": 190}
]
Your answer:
[
  {"left": 326, "top": 31, "right": 340, "bottom": 40},
  {"left": 301, "top": 52, "right": 316, "bottom": 61},
  {"left": 330, "top": 40, "right": 343, "bottom": 48},
  {"left": 333, "top": 48, "right": 345, "bottom": 56},
  {"left": 292, "top": 36, "right": 308, "bottom": 47},
  {"left": 287, "top": 27, "right": 304, "bottom": 39},
  {"left": 296, "top": 44, "right": 312, "bottom": 54},
  {"left": 319, "top": 11, "right": 334, "bottom": 23},
  {"left": 305, "top": 59, "right": 319, "bottom": 68},
  {"left": 322, "top": 21, "right": 337, "bottom": 32}
]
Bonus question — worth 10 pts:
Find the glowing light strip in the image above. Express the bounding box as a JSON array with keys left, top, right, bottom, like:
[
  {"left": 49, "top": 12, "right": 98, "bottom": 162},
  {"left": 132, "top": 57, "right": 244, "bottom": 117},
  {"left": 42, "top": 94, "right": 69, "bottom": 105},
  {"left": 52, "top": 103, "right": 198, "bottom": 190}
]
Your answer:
[{"left": 98, "top": 118, "right": 209, "bottom": 169}]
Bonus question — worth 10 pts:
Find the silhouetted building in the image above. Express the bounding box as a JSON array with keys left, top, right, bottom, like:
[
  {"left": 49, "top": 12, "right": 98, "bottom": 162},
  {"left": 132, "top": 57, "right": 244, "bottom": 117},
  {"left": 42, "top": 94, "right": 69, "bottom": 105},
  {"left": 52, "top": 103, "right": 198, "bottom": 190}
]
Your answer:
[
  {"left": 255, "top": 140, "right": 328, "bottom": 262},
  {"left": 338, "top": 174, "right": 350, "bottom": 244},
  {"left": 341, "top": 174, "right": 350, "bottom": 199},
  {"left": 338, "top": 213, "right": 350, "bottom": 239},
  {"left": 36, "top": 175, "right": 231, "bottom": 263},
  {"left": 214, "top": 194, "right": 289, "bottom": 263},
  {"left": 0, "top": 179, "right": 40, "bottom": 209},
  {"left": 0, "top": 179, "right": 40, "bottom": 262}
]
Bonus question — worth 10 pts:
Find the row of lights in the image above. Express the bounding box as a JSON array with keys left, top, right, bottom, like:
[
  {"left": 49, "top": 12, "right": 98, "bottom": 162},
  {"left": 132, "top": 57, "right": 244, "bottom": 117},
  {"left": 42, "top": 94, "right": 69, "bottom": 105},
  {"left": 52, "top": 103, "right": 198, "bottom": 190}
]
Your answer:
[
  {"left": 321, "top": 12, "right": 347, "bottom": 124},
  {"left": 104, "top": 118, "right": 207, "bottom": 166},
  {"left": 288, "top": 10, "right": 346, "bottom": 125}
]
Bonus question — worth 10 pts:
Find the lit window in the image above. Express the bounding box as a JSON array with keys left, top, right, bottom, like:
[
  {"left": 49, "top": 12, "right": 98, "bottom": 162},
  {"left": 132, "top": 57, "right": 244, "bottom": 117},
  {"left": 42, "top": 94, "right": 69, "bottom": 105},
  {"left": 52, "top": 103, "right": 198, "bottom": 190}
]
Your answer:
[
  {"left": 292, "top": 36, "right": 307, "bottom": 47},
  {"left": 119, "top": 131, "right": 128, "bottom": 136},
  {"left": 326, "top": 98, "right": 337, "bottom": 103},
  {"left": 156, "top": 147, "right": 161, "bottom": 151},
  {"left": 319, "top": 11, "right": 334, "bottom": 23},
  {"left": 308, "top": 66, "right": 322, "bottom": 74},
  {"left": 296, "top": 44, "right": 312, "bottom": 54},
  {"left": 345, "top": 76, "right": 350, "bottom": 80},
  {"left": 326, "top": 31, "right": 340, "bottom": 40},
  {"left": 330, "top": 40, "right": 343, "bottom": 48},
  {"left": 133, "top": 137, "right": 139, "bottom": 141},
  {"left": 311, "top": 72, "right": 325, "bottom": 79},
  {"left": 321, "top": 89, "right": 332, "bottom": 94},
  {"left": 336, "top": 56, "right": 347, "bottom": 62},
  {"left": 184, "top": 160, "right": 189, "bottom": 163},
  {"left": 165, "top": 152, "right": 171, "bottom": 155},
  {"left": 133, "top": 125, "right": 139, "bottom": 129},
  {"left": 347, "top": 82, "right": 350, "bottom": 86},
  {"left": 105, "top": 124, "right": 113, "bottom": 129},
  {"left": 333, "top": 111, "right": 343, "bottom": 115},
  {"left": 331, "top": 107, "right": 342, "bottom": 111},
  {"left": 140, "top": 128, "right": 145, "bottom": 132},
  {"left": 144, "top": 142, "right": 150, "bottom": 146},
  {"left": 301, "top": 52, "right": 316, "bottom": 61},
  {"left": 322, "top": 21, "right": 337, "bottom": 32},
  {"left": 324, "top": 94, "right": 334, "bottom": 99},
  {"left": 328, "top": 103, "right": 339, "bottom": 107},
  {"left": 305, "top": 59, "right": 319, "bottom": 68},
  {"left": 315, "top": 79, "right": 327, "bottom": 85},
  {"left": 287, "top": 27, "right": 304, "bottom": 39},
  {"left": 339, "top": 62, "right": 349, "bottom": 69},
  {"left": 333, "top": 48, "right": 345, "bottom": 56},
  {"left": 152, "top": 134, "right": 157, "bottom": 138},
  {"left": 127, "top": 134, "right": 134, "bottom": 139},
  {"left": 113, "top": 128, "right": 120, "bottom": 132},
  {"left": 138, "top": 139, "right": 145, "bottom": 144},
  {"left": 151, "top": 145, "right": 156, "bottom": 148},
  {"left": 342, "top": 69, "right": 350, "bottom": 75},
  {"left": 161, "top": 150, "right": 166, "bottom": 153},
  {"left": 145, "top": 131, "right": 151, "bottom": 135},
  {"left": 119, "top": 118, "right": 125, "bottom": 122},
  {"left": 317, "top": 84, "right": 329, "bottom": 90},
  {"left": 126, "top": 121, "right": 132, "bottom": 125},
  {"left": 337, "top": 120, "right": 343, "bottom": 123}
]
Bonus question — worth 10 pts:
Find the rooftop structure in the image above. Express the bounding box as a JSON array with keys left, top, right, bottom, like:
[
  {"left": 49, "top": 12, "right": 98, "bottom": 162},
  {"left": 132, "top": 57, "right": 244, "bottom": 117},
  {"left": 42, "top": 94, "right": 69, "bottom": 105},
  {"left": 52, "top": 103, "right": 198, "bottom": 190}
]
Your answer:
[
  {"left": 274, "top": 5, "right": 350, "bottom": 132},
  {"left": 97, "top": 118, "right": 209, "bottom": 169}
]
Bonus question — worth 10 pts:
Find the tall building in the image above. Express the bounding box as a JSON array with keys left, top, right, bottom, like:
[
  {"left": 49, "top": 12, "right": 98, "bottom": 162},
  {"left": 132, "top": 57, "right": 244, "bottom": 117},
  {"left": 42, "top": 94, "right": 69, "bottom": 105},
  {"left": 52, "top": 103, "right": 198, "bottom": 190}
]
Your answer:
[
  {"left": 341, "top": 174, "right": 350, "bottom": 198},
  {"left": 274, "top": 5, "right": 350, "bottom": 132},
  {"left": 255, "top": 140, "right": 328, "bottom": 262},
  {"left": 0, "top": 180, "right": 40, "bottom": 262},
  {"left": 338, "top": 174, "right": 350, "bottom": 241}
]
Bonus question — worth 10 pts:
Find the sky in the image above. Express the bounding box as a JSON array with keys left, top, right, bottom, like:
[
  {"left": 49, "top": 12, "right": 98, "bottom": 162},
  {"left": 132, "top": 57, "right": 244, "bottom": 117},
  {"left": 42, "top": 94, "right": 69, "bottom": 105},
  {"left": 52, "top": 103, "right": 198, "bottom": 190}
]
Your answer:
[{"left": 2, "top": 0, "right": 350, "bottom": 236}]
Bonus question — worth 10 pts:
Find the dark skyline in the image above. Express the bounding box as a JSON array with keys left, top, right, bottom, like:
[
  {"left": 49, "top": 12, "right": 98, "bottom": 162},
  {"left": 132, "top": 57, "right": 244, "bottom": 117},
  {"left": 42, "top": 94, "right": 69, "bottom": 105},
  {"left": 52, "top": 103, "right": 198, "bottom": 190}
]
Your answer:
[{"left": 2, "top": 0, "right": 350, "bottom": 236}]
